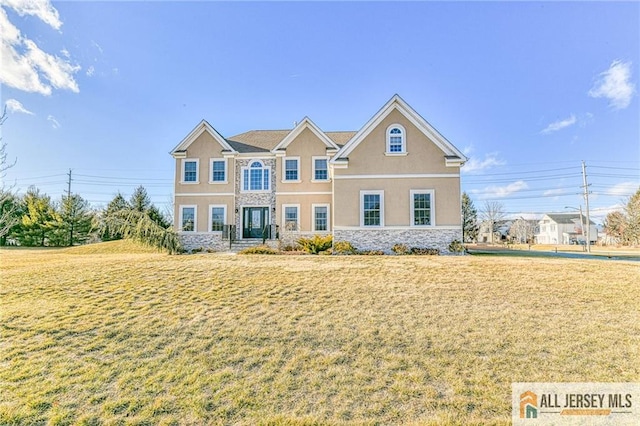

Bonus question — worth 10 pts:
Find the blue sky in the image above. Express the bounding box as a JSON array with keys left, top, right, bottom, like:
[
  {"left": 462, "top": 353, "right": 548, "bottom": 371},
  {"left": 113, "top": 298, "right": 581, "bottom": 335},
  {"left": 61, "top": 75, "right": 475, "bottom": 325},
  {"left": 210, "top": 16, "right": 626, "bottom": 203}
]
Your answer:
[{"left": 2, "top": 1, "right": 638, "bottom": 223}]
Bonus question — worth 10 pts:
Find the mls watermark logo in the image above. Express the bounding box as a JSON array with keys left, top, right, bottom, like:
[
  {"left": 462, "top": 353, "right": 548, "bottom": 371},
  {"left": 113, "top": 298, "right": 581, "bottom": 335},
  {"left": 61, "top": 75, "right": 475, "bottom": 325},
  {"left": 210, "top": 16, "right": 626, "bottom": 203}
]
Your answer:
[
  {"left": 512, "top": 383, "right": 640, "bottom": 425},
  {"left": 520, "top": 390, "right": 538, "bottom": 419}
]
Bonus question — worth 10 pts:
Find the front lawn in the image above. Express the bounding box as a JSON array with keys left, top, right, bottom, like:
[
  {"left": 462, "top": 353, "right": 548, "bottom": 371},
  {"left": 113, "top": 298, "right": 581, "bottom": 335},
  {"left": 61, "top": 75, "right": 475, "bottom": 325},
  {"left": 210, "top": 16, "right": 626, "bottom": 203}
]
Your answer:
[{"left": 1, "top": 243, "right": 638, "bottom": 425}]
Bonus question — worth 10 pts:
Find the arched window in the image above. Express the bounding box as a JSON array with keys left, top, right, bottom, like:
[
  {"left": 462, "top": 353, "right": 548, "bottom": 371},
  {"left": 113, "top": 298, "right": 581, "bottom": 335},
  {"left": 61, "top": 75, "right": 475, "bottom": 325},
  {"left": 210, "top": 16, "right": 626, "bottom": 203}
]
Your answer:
[
  {"left": 386, "top": 124, "right": 406, "bottom": 154},
  {"left": 242, "top": 160, "right": 271, "bottom": 191}
]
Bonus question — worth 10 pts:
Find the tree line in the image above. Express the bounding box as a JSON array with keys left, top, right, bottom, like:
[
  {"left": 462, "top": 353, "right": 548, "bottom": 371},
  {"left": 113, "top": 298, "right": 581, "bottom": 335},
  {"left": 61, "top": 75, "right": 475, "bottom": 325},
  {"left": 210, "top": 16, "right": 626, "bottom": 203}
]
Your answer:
[{"left": 0, "top": 185, "right": 179, "bottom": 253}]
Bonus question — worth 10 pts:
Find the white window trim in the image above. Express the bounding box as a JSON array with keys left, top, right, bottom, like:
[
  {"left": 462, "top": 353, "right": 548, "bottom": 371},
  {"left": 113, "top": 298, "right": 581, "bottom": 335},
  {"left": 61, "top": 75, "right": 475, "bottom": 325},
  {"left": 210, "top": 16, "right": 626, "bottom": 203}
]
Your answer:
[
  {"left": 208, "top": 204, "right": 227, "bottom": 233},
  {"left": 312, "top": 203, "right": 330, "bottom": 232},
  {"left": 181, "top": 158, "right": 200, "bottom": 184},
  {"left": 410, "top": 189, "right": 435, "bottom": 227},
  {"left": 209, "top": 158, "right": 228, "bottom": 184},
  {"left": 282, "top": 204, "right": 300, "bottom": 232},
  {"left": 240, "top": 160, "right": 271, "bottom": 193},
  {"left": 360, "top": 190, "right": 384, "bottom": 227},
  {"left": 179, "top": 205, "right": 197, "bottom": 232},
  {"left": 311, "top": 156, "right": 330, "bottom": 182},
  {"left": 282, "top": 156, "right": 301, "bottom": 183},
  {"left": 385, "top": 123, "right": 407, "bottom": 155}
]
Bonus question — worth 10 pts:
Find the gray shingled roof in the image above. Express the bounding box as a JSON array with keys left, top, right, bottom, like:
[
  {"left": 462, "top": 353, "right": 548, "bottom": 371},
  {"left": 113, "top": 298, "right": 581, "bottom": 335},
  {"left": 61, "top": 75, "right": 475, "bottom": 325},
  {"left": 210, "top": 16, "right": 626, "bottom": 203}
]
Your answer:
[
  {"left": 546, "top": 213, "right": 596, "bottom": 225},
  {"left": 226, "top": 130, "right": 356, "bottom": 153}
]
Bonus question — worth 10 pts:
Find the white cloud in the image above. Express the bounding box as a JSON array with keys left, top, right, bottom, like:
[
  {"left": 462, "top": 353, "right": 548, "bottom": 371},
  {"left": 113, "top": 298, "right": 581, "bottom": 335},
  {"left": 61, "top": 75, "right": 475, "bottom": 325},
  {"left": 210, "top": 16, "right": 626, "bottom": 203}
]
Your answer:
[
  {"left": 462, "top": 152, "right": 505, "bottom": 173},
  {"left": 543, "top": 188, "right": 565, "bottom": 197},
  {"left": 5, "top": 98, "right": 33, "bottom": 115},
  {"left": 47, "top": 114, "right": 60, "bottom": 129},
  {"left": 471, "top": 180, "right": 528, "bottom": 199},
  {"left": 86, "top": 65, "right": 95, "bottom": 77},
  {"left": 0, "top": 2, "right": 80, "bottom": 96},
  {"left": 541, "top": 114, "right": 577, "bottom": 134},
  {"left": 588, "top": 60, "right": 636, "bottom": 109},
  {"left": 606, "top": 181, "right": 639, "bottom": 197},
  {"left": 0, "top": 0, "right": 62, "bottom": 29}
]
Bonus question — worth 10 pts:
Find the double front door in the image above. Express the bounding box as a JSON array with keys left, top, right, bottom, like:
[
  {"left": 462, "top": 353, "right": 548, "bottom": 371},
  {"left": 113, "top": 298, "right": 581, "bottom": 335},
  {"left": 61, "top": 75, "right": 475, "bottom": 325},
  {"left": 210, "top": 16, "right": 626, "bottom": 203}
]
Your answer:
[{"left": 243, "top": 207, "right": 269, "bottom": 239}]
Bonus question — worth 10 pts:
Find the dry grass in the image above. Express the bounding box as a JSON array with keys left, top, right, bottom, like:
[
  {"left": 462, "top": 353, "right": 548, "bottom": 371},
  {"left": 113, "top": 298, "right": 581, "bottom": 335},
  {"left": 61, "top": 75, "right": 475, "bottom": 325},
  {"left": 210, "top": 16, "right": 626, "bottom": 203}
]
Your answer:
[{"left": 1, "top": 242, "right": 639, "bottom": 425}]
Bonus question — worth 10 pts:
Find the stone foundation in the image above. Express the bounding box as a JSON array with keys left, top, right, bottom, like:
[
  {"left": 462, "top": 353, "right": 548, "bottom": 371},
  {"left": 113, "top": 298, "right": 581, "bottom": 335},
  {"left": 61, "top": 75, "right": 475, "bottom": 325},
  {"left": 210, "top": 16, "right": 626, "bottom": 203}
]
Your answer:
[
  {"left": 333, "top": 228, "right": 462, "bottom": 254},
  {"left": 179, "top": 233, "right": 229, "bottom": 252},
  {"left": 279, "top": 231, "right": 331, "bottom": 249}
]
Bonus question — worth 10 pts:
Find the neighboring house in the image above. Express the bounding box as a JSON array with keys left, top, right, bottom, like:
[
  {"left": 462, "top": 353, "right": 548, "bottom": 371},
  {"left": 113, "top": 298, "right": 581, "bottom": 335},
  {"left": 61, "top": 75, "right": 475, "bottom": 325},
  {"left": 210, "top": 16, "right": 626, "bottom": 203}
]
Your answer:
[
  {"left": 535, "top": 213, "right": 597, "bottom": 245},
  {"left": 170, "top": 95, "right": 467, "bottom": 253},
  {"left": 477, "top": 220, "right": 512, "bottom": 243}
]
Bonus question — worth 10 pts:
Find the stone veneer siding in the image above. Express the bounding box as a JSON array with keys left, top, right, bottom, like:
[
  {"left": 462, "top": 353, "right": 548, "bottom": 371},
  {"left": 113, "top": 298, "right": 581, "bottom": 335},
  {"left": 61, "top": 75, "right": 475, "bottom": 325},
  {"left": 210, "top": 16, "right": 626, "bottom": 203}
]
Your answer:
[
  {"left": 234, "top": 158, "right": 277, "bottom": 237},
  {"left": 333, "top": 228, "right": 462, "bottom": 254},
  {"left": 279, "top": 231, "right": 331, "bottom": 248},
  {"left": 179, "top": 233, "right": 229, "bottom": 251}
]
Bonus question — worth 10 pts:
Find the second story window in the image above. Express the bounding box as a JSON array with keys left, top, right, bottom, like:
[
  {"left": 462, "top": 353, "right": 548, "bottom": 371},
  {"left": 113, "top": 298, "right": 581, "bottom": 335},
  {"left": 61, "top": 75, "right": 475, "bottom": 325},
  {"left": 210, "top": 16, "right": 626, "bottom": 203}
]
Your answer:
[
  {"left": 386, "top": 125, "right": 406, "bottom": 154},
  {"left": 211, "top": 159, "right": 226, "bottom": 183},
  {"left": 242, "top": 160, "right": 270, "bottom": 191},
  {"left": 313, "top": 157, "right": 329, "bottom": 181},
  {"left": 182, "top": 159, "right": 199, "bottom": 183},
  {"left": 284, "top": 157, "right": 299, "bottom": 182}
]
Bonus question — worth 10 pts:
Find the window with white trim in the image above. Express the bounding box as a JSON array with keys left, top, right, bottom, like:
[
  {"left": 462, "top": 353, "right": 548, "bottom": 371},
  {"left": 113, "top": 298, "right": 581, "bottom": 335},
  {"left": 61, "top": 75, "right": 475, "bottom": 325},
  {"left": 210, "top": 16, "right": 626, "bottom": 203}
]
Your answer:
[
  {"left": 361, "top": 191, "right": 384, "bottom": 227},
  {"left": 282, "top": 204, "right": 299, "bottom": 231},
  {"left": 209, "top": 205, "right": 226, "bottom": 232},
  {"left": 283, "top": 157, "right": 299, "bottom": 182},
  {"left": 410, "top": 190, "right": 434, "bottom": 226},
  {"left": 242, "top": 160, "right": 270, "bottom": 191},
  {"left": 210, "top": 159, "right": 226, "bottom": 183},
  {"left": 180, "top": 206, "right": 196, "bottom": 232},
  {"left": 182, "top": 159, "right": 199, "bottom": 183},
  {"left": 312, "top": 157, "right": 329, "bottom": 181},
  {"left": 313, "top": 204, "right": 329, "bottom": 231},
  {"left": 386, "top": 124, "right": 406, "bottom": 154}
]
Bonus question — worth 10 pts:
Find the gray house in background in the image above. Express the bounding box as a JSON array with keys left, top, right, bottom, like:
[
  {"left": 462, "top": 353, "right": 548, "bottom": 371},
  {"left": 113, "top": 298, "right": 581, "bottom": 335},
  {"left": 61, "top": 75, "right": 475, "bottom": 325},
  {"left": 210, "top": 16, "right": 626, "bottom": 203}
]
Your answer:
[{"left": 535, "top": 213, "right": 597, "bottom": 245}]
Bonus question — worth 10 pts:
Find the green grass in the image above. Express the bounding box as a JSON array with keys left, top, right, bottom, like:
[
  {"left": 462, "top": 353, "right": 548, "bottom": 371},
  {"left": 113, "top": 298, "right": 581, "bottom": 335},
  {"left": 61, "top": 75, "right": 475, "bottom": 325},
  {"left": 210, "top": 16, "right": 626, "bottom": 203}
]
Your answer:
[{"left": 1, "top": 241, "right": 639, "bottom": 425}]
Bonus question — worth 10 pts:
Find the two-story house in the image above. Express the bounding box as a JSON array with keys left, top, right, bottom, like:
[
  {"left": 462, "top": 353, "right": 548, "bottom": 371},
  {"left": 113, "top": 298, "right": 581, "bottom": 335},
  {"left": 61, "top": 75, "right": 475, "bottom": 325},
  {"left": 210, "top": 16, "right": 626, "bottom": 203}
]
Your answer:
[
  {"left": 170, "top": 95, "right": 467, "bottom": 253},
  {"left": 535, "top": 213, "right": 597, "bottom": 245}
]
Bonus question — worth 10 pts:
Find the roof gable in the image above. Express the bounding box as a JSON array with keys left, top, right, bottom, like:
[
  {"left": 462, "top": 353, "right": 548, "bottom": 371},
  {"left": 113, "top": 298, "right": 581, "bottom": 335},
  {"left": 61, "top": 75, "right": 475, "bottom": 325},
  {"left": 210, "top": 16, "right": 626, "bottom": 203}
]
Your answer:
[
  {"left": 331, "top": 94, "right": 467, "bottom": 164},
  {"left": 272, "top": 117, "right": 340, "bottom": 152},
  {"left": 542, "top": 213, "right": 596, "bottom": 225},
  {"left": 170, "top": 120, "right": 237, "bottom": 157}
]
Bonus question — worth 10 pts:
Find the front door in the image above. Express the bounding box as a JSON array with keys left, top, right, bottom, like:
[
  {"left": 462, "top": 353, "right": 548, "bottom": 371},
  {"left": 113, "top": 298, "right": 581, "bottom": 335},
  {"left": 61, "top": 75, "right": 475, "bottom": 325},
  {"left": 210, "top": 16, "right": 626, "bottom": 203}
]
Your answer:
[{"left": 243, "top": 207, "right": 269, "bottom": 239}]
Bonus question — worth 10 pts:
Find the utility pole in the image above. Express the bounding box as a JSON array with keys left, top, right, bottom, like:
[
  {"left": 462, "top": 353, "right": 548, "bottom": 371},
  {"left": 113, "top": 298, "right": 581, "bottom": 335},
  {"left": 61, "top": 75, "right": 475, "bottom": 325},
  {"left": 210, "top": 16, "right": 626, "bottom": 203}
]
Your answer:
[
  {"left": 66, "top": 169, "right": 74, "bottom": 246},
  {"left": 581, "top": 161, "right": 591, "bottom": 253}
]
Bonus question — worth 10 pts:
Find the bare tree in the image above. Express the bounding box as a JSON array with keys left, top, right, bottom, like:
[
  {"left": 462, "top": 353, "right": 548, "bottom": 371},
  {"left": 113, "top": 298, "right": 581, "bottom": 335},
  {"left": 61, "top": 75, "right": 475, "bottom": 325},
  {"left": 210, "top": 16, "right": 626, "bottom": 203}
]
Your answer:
[
  {"left": 481, "top": 201, "right": 506, "bottom": 244},
  {"left": 0, "top": 106, "right": 19, "bottom": 241},
  {"left": 509, "top": 218, "right": 536, "bottom": 244}
]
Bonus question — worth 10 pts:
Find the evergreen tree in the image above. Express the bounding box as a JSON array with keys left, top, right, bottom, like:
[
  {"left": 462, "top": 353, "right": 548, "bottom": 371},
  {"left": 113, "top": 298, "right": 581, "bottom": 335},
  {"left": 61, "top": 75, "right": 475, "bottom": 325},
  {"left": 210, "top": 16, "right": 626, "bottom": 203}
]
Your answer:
[
  {"left": 14, "top": 187, "right": 59, "bottom": 246},
  {"left": 461, "top": 192, "right": 479, "bottom": 243},
  {"left": 130, "top": 186, "right": 151, "bottom": 212},
  {"left": 58, "top": 194, "right": 95, "bottom": 246},
  {"left": 100, "top": 192, "right": 129, "bottom": 240},
  {"left": 624, "top": 187, "right": 640, "bottom": 245}
]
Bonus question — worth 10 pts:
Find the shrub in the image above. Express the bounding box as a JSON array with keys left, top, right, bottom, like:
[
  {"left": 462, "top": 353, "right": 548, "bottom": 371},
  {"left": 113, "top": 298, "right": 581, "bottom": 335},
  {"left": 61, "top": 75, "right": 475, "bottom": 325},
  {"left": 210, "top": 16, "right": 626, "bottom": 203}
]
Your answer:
[
  {"left": 280, "top": 243, "right": 301, "bottom": 252},
  {"left": 358, "top": 250, "right": 385, "bottom": 255},
  {"left": 238, "top": 245, "right": 279, "bottom": 255},
  {"left": 333, "top": 241, "right": 358, "bottom": 255},
  {"left": 297, "top": 234, "right": 333, "bottom": 255},
  {"left": 391, "top": 243, "right": 410, "bottom": 255},
  {"left": 410, "top": 247, "right": 440, "bottom": 255},
  {"left": 448, "top": 239, "right": 465, "bottom": 254}
]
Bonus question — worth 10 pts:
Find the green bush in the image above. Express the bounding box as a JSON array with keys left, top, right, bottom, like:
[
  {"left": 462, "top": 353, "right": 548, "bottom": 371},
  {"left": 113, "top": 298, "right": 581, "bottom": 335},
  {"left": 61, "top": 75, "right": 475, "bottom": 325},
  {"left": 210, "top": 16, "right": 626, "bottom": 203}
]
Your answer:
[
  {"left": 410, "top": 247, "right": 440, "bottom": 255},
  {"left": 297, "top": 234, "right": 333, "bottom": 254},
  {"left": 391, "top": 243, "right": 410, "bottom": 255},
  {"left": 238, "top": 245, "right": 279, "bottom": 255},
  {"left": 333, "top": 241, "right": 358, "bottom": 255},
  {"left": 448, "top": 239, "right": 465, "bottom": 254}
]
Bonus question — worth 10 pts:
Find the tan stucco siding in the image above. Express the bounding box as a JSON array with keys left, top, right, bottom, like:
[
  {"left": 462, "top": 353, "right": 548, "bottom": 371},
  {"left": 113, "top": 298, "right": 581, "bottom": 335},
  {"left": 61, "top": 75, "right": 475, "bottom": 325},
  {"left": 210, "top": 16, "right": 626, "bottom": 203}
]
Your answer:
[
  {"left": 276, "top": 128, "right": 332, "bottom": 193},
  {"left": 333, "top": 177, "right": 461, "bottom": 227},
  {"left": 276, "top": 194, "right": 332, "bottom": 232},
  {"left": 336, "top": 109, "right": 453, "bottom": 176},
  {"left": 173, "top": 131, "right": 234, "bottom": 194},
  {"left": 175, "top": 195, "right": 234, "bottom": 232}
]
